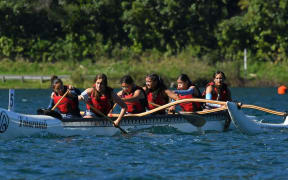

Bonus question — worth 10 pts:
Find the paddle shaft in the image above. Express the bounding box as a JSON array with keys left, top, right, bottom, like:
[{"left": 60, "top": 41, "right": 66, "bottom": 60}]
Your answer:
[
  {"left": 51, "top": 90, "right": 69, "bottom": 111},
  {"left": 86, "top": 102, "right": 128, "bottom": 134},
  {"left": 108, "top": 103, "right": 118, "bottom": 115},
  {"left": 149, "top": 102, "right": 161, "bottom": 107}
]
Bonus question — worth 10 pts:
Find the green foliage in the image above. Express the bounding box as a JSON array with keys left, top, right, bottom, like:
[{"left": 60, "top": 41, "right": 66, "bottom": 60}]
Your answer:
[
  {"left": 0, "top": 56, "right": 287, "bottom": 89},
  {"left": 216, "top": 0, "right": 288, "bottom": 62},
  {"left": 1, "top": 0, "right": 288, "bottom": 66},
  {"left": 0, "top": 36, "right": 14, "bottom": 56}
]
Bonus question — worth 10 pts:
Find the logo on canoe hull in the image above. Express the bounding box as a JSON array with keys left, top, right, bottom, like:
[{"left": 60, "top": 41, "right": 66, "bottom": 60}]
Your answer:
[{"left": 0, "top": 111, "right": 9, "bottom": 133}]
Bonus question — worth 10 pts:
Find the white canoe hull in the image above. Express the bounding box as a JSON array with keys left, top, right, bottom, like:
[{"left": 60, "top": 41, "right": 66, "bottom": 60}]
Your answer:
[
  {"left": 0, "top": 107, "right": 231, "bottom": 139},
  {"left": 227, "top": 102, "right": 288, "bottom": 135}
]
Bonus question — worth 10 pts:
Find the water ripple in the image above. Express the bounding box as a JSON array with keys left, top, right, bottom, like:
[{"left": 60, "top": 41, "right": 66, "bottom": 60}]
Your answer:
[{"left": 0, "top": 88, "right": 288, "bottom": 179}]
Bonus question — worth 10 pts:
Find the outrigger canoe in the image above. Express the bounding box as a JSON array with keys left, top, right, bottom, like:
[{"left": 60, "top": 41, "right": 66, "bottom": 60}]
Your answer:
[
  {"left": 227, "top": 102, "right": 288, "bottom": 135},
  {"left": 0, "top": 107, "right": 232, "bottom": 139}
]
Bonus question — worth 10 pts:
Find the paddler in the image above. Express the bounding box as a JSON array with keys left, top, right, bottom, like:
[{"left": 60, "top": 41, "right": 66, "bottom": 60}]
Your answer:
[
  {"left": 203, "top": 71, "right": 232, "bottom": 109},
  {"left": 143, "top": 73, "right": 178, "bottom": 114},
  {"left": 117, "top": 75, "right": 147, "bottom": 114},
  {"left": 169, "top": 74, "right": 202, "bottom": 113},
  {"left": 78, "top": 74, "right": 127, "bottom": 126},
  {"left": 48, "top": 78, "right": 81, "bottom": 118}
]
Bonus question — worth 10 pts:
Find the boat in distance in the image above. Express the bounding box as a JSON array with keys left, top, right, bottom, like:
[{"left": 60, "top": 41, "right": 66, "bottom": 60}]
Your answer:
[{"left": 0, "top": 107, "right": 232, "bottom": 139}]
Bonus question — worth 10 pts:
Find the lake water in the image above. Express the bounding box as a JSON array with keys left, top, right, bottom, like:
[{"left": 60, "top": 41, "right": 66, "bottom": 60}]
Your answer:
[{"left": 0, "top": 88, "right": 288, "bottom": 179}]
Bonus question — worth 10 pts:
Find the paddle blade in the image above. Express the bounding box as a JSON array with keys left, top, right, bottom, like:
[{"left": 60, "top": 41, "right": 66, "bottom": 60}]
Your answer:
[
  {"left": 37, "top": 108, "right": 63, "bottom": 120},
  {"left": 182, "top": 114, "right": 206, "bottom": 127}
]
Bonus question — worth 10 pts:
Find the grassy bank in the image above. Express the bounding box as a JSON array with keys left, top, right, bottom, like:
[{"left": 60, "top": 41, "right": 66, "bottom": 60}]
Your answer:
[{"left": 0, "top": 57, "right": 287, "bottom": 89}]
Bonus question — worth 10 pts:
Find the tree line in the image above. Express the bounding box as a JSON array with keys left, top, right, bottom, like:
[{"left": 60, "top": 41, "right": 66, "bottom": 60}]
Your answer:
[{"left": 0, "top": 0, "right": 288, "bottom": 63}]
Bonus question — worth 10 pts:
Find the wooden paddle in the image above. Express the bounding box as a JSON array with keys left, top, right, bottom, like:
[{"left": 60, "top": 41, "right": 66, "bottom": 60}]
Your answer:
[
  {"left": 108, "top": 103, "right": 118, "bottom": 117},
  {"left": 181, "top": 114, "right": 206, "bottom": 127},
  {"left": 85, "top": 102, "right": 128, "bottom": 134},
  {"left": 51, "top": 90, "right": 69, "bottom": 110},
  {"left": 37, "top": 108, "right": 63, "bottom": 120},
  {"left": 149, "top": 102, "right": 161, "bottom": 107}
]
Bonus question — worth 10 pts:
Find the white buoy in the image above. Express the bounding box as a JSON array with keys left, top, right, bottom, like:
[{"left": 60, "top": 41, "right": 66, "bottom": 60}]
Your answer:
[{"left": 8, "top": 89, "right": 15, "bottom": 111}]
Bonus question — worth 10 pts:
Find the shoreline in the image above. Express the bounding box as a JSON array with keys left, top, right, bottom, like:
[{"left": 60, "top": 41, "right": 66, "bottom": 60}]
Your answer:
[
  {"left": 0, "top": 59, "right": 287, "bottom": 89},
  {"left": 0, "top": 77, "right": 283, "bottom": 89}
]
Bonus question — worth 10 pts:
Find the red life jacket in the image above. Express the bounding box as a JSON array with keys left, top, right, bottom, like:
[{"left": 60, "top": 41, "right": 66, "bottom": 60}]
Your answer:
[
  {"left": 204, "top": 82, "right": 231, "bottom": 101},
  {"left": 87, "top": 89, "right": 113, "bottom": 115},
  {"left": 53, "top": 87, "right": 78, "bottom": 114},
  {"left": 146, "top": 91, "right": 168, "bottom": 110},
  {"left": 121, "top": 86, "right": 146, "bottom": 113},
  {"left": 178, "top": 94, "right": 202, "bottom": 112},
  {"left": 146, "top": 90, "right": 168, "bottom": 114}
]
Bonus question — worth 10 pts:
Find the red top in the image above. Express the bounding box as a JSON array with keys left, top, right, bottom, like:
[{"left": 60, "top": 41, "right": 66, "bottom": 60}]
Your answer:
[
  {"left": 178, "top": 94, "right": 202, "bottom": 112},
  {"left": 204, "top": 82, "right": 231, "bottom": 101},
  {"left": 53, "top": 87, "right": 78, "bottom": 114},
  {"left": 87, "top": 88, "right": 113, "bottom": 115},
  {"left": 121, "top": 86, "right": 146, "bottom": 113}
]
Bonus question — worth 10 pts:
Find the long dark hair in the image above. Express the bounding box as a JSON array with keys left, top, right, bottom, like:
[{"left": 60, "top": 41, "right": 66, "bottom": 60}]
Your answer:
[
  {"left": 213, "top": 71, "right": 226, "bottom": 80},
  {"left": 178, "top": 74, "right": 202, "bottom": 98},
  {"left": 145, "top": 73, "right": 168, "bottom": 102},
  {"left": 120, "top": 75, "right": 136, "bottom": 97},
  {"left": 52, "top": 78, "right": 63, "bottom": 88},
  {"left": 120, "top": 75, "right": 134, "bottom": 85},
  {"left": 50, "top": 75, "right": 58, "bottom": 88},
  {"left": 92, "top": 74, "right": 113, "bottom": 100},
  {"left": 213, "top": 71, "right": 228, "bottom": 96},
  {"left": 52, "top": 78, "right": 65, "bottom": 95},
  {"left": 177, "top": 74, "right": 192, "bottom": 88}
]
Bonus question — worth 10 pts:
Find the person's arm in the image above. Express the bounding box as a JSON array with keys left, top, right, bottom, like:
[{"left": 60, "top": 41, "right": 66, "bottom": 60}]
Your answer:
[
  {"left": 78, "top": 88, "right": 92, "bottom": 101},
  {"left": 165, "top": 89, "right": 179, "bottom": 100},
  {"left": 66, "top": 85, "right": 80, "bottom": 96},
  {"left": 48, "top": 92, "right": 54, "bottom": 109},
  {"left": 205, "top": 86, "right": 221, "bottom": 108},
  {"left": 117, "top": 90, "right": 123, "bottom": 97},
  {"left": 174, "top": 88, "right": 194, "bottom": 95},
  {"left": 47, "top": 98, "right": 54, "bottom": 109},
  {"left": 163, "top": 90, "right": 177, "bottom": 113},
  {"left": 121, "top": 89, "right": 145, "bottom": 102},
  {"left": 111, "top": 92, "right": 127, "bottom": 126}
]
